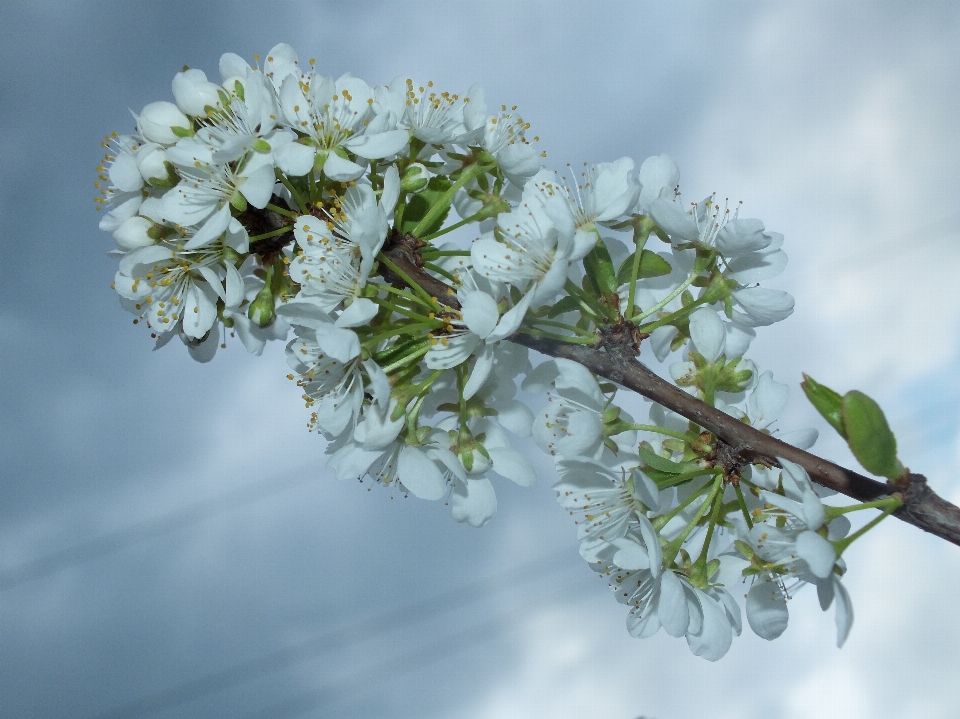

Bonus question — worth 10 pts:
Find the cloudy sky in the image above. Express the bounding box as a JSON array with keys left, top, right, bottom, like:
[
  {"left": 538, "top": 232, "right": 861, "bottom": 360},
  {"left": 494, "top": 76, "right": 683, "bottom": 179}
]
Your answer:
[{"left": 3, "top": 2, "right": 960, "bottom": 718}]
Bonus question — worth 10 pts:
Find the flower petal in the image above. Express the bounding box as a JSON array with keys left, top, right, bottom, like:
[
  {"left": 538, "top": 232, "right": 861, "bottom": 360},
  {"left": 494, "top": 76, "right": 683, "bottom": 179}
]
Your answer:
[{"left": 746, "top": 580, "right": 790, "bottom": 640}]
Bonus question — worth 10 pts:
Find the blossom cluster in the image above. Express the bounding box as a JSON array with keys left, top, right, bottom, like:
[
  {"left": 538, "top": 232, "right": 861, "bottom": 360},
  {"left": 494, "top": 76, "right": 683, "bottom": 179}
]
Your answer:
[{"left": 97, "top": 44, "right": 876, "bottom": 660}]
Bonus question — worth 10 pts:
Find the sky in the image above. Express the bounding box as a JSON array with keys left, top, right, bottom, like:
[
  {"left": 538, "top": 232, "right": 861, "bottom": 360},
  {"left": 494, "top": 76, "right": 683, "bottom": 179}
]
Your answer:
[{"left": 2, "top": 1, "right": 960, "bottom": 718}]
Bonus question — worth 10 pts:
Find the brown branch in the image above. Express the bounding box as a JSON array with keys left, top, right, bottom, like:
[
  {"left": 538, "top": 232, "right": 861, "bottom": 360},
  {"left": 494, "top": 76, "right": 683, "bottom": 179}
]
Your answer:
[{"left": 379, "top": 243, "right": 960, "bottom": 548}]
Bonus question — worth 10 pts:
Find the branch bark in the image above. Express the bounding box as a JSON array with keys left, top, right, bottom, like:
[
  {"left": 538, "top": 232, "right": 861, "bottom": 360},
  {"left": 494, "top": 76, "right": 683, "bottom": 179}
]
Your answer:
[{"left": 380, "top": 243, "right": 960, "bottom": 548}]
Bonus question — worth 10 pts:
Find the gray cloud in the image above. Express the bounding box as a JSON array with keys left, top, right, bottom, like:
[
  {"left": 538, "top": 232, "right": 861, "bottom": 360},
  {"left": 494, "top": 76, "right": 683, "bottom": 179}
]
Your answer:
[{"left": 3, "top": 2, "right": 959, "bottom": 718}]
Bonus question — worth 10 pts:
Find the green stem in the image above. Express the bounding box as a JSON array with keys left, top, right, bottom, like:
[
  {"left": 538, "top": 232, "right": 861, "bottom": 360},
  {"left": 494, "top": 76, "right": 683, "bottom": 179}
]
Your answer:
[
  {"left": 364, "top": 321, "right": 442, "bottom": 348},
  {"left": 275, "top": 170, "right": 309, "bottom": 214},
  {"left": 266, "top": 203, "right": 298, "bottom": 219},
  {"left": 423, "top": 261, "right": 458, "bottom": 284},
  {"left": 663, "top": 474, "right": 724, "bottom": 564},
  {"left": 377, "top": 254, "right": 440, "bottom": 307},
  {"left": 824, "top": 496, "right": 903, "bottom": 518},
  {"left": 694, "top": 484, "right": 726, "bottom": 571},
  {"left": 637, "top": 295, "right": 710, "bottom": 333},
  {"left": 412, "top": 163, "right": 494, "bottom": 237},
  {"left": 513, "top": 327, "right": 598, "bottom": 345},
  {"left": 380, "top": 343, "right": 431, "bottom": 374},
  {"left": 562, "top": 279, "right": 608, "bottom": 321},
  {"left": 249, "top": 225, "right": 294, "bottom": 242},
  {"left": 420, "top": 249, "right": 472, "bottom": 258},
  {"left": 653, "top": 474, "right": 717, "bottom": 531},
  {"left": 376, "top": 283, "right": 438, "bottom": 311},
  {"left": 625, "top": 221, "right": 653, "bottom": 320},
  {"left": 631, "top": 253, "right": 714, "bottom": 323},
  {"left": 734, "top": 483, "right": 753, "bottom": 530},
  {"left": 421, "top": 212, "right": 486, "bottom": 242},
  {"left": 830, "top": 497, "right": 902, "bottom": 555},
  {"left": 610, "top": 422, "right": 700, "bottom": 443},
  {"left": 524, "top": 318, "right": 598, "bottom": 338},
  {"left": 655, "top": 468, "right": 718, "bottom": 491},
  {"left": 372, "top": 297, "right": 436, "bottom": 323}
]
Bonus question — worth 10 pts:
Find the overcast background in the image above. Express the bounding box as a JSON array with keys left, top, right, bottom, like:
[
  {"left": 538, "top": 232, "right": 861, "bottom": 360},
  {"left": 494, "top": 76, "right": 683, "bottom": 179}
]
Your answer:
[{"left": 3, "top": 2, "right": 960, "bottom": 718}]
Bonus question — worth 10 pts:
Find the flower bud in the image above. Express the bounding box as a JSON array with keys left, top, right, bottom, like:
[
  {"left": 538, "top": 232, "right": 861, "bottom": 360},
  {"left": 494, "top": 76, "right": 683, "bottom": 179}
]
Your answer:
[
  {"left": 135, "top": 144, "right": 177, "bottom": 187},
  {"left": 136, "top": 101, "right": 192, "bottom": 145},
  {"left": 248, "top": 265, "right": 277, "bottom": 327},
  {"left": 172, "top": 68, "right": 223, "bottom": 117},
  {"left": 400, "top": 163, "right": 430, "bottom": 193},
  {"left": 113, "top": 216, "right": 156, "bottom": 250}
]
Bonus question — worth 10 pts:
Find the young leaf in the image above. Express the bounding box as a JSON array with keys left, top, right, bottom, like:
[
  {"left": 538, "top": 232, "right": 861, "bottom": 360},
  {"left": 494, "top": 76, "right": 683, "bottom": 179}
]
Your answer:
[
  {"left": 842, "top": 390, "right": 904, "bottom": 479},
  {"left": 582, "top": 239, "right": 618, "bottom": 297},
  {"left": 400, "top": 176, "right": 452, "bottom": 236},
  {"left": 616, "top": 250, "right": 672, "bottom": 286},
  {"left": 801, "top": 374, "right": 847, "bottom": 439},
  {"left": 639, "top": 445, "right": 684, "bottom": 474},
  {"left": 547, "top": 295, "right": 583, "bottom": 318}
]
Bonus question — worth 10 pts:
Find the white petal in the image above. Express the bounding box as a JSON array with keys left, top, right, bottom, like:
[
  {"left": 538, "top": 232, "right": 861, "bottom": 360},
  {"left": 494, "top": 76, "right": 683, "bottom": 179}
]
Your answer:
[
  {"left": 648, "top": 325, "right": 679, "bottom": 362},
  {"left": 610, "top": 537, "right": 650, "bottom": 571},
  {"left": 832, "top": 577, "right": 854, "bottom": 647},
  {"left": 239, "top": 164, "right": 276, "bottom": 209},
  {"left": 380, "top": 164, "right": 400, "bottom": 215},
  {"left": 658, "top": 571, "right": 689, "bottom": 638},
  {"left": 688, "top": 308, "right": 725, "bottom": 362},
  {"left": 637, "top": 154, "right": 679, "bottom": 210},
  {"left": 274, "top": 140, "right": 316, "bottom": 177},
  {"left": 181, "top": 282, "right": 218, "bottom": 339},
  {"left": 336, "top": 298, "right": 379, "bottom": 328},
  {"left": 450, "top": 477, "right": 498, "bottom": 527},
  {"left": 746, "top": 581, "right": 790, "bottom": 640},
  {"left": 747, "top": 371, "right": 789, "bottom": 429},
  {"left": 488, "top": 446, "right": 536, "bottom": 486},
  {"left": 398, "top": 447, "right": 446, "bottom": 500},
  {"left": 796, "top": 530, "right": 836, "bottom": 579},
  {"left": 732, "top": 287, "right": 795, "bottom": 326},
  {"left": 463, "top": 346, "right": 495, "bottom": 399},
  {"left": 184, "top": 204, "right": 232, "bottom": 249},
  {"left": 322, "top": 153, "right": 366, "bottom": 182},
  {"left": 461, "top": 290, "right": 499, "bottom": 339},
  {"left": 344, "top": 129, "right": 410, "bottom": 160},
  {"left": 715, "top": 218, "right": 769, "bottom": 256},
  {"left": 648, "top": 198, "right": 698, "bottom": 243},
  {"left": 313, "top": 323, "right": 360, "bottom": 363},
  {"left": 686, "top": 590, "right": 734, "bottom": 661}
]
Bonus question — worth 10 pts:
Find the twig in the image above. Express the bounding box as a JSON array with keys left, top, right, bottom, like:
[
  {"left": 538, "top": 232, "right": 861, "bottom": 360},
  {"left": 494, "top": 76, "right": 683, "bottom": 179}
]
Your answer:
[{"left": 379, "top": 243, "right": 960, "bottom": 548}]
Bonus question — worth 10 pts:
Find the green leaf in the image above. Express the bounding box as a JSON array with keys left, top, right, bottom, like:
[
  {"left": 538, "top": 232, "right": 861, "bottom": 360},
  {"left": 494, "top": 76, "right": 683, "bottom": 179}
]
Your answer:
[
  {"left": 547, "top": 295, "right": 582, "bottom": 318},
  {"left": 616, "top": 250, "right": 672, "bottom": 286},
  {"left": 400, "top": 175, "right": 452, "bottom": 236},
  {"left": 842, "top": 390, "right": 904, "bottom": 479},
  {"left": 639, "top": 446, "right": 684, "bottom": 474},
  {"left": 582, "top": 239, "right": 618, "bottom": 296},
  {"left": 800, "top": 374, "right": 847, "bottom": 439}
]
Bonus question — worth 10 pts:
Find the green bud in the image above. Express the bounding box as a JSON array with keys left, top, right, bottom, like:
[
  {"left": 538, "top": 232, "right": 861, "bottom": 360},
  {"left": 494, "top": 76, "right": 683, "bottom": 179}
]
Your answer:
[
  {"left": 230, "top": 190, "right": 248, "bottom": 212},
  {"left": 583, "top": 239, "right": 618, "bottom": 297},
  {"left": 800, "top": 374, "right": 847, "bottom": 439},
  {"left": 248, "top": 265, "right": 276, "bottom": 327},
  {"left": 217, "top": 303, "right": 235, "bottom": 328},
  {"left": 602, "top": 406, "right": 621, "bottom": 424},
  {"left": 734, "top": 540, "right": 756, "bottom": 561},
  {"left": 145, "top": 160, "right": 180, "bottom": 188},
  {"left": 473, "top": 193, "right": 511, "bottom": 221},
  {"left": 313, "top": 148, "right": 330, "bottom": 173},
  {"left": 400, "top": 163, "right": 431, "bottom": 193},
  {"left": 842, "top": 390, "right": 904, "bottom": 479}
]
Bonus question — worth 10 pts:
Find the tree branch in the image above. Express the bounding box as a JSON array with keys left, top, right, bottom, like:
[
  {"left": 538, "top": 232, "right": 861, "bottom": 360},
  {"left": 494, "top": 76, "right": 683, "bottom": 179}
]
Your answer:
[{"left": 379, "top": 243, "right": 960, "bottom": 547}]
